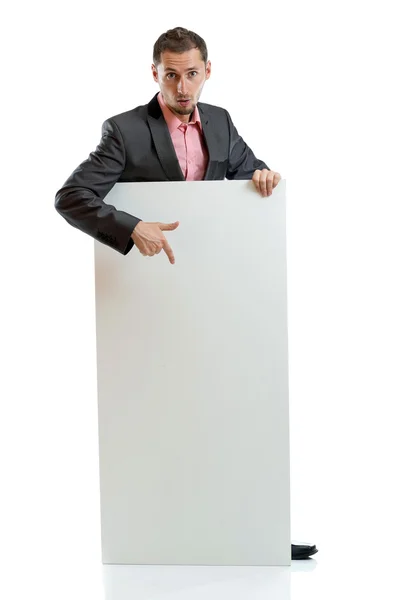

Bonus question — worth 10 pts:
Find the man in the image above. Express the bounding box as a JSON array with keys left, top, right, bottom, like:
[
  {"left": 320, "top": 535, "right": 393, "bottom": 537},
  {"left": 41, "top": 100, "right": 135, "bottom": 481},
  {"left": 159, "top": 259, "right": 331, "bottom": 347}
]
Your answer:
[{"left": 55, "top": 27, "right": 317, "bottom": 561}]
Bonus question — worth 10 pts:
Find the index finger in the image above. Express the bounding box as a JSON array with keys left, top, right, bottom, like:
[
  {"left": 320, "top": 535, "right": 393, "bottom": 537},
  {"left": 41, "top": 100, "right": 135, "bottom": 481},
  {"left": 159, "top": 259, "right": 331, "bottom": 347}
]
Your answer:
[{"left": 163, "top": 239, "right": 175, "bottom": 264}]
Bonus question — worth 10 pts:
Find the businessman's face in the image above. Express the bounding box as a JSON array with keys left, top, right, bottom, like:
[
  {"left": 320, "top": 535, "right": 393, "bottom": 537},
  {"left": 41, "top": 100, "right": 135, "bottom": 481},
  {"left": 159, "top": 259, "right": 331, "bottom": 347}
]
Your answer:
[{"left": 152, "top": 48, "right": 211, "bottom": 123}]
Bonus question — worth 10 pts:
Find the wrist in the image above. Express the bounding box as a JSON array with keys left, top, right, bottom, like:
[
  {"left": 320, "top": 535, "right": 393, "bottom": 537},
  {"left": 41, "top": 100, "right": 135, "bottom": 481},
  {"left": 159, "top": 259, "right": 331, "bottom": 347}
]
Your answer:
[{"left": 131, "top": 220, "right": 142, "bottom": 237}]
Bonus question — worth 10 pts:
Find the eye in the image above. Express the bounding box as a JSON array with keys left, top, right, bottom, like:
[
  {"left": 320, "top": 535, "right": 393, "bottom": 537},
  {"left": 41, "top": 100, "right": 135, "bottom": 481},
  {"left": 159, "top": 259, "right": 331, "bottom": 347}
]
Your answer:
[
  {"left": 190, "top": 71, "right": 198, "bottom": 77},
  {"left": 166, "top": 73, "right": 175, "bottom": 79}
]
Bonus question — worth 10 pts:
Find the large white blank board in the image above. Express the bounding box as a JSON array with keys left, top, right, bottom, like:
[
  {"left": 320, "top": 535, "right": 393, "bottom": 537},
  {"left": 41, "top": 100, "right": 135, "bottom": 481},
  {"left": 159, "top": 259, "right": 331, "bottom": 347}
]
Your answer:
[{"left": 95, "top": 180, "right": 290, "bottom": 566}]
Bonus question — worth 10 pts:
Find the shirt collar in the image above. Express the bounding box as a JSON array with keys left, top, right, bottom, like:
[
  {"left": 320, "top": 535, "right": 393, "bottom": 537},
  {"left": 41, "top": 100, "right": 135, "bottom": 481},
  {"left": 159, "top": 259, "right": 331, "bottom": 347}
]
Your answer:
[{"left": 157, "top": 92, "right": 202, "bottom": 134}]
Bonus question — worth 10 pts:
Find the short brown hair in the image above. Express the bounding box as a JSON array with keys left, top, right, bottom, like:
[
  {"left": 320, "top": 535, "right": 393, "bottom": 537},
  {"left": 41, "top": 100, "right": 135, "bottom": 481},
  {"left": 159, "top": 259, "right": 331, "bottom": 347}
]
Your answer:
[{"left": 153, "top": 27, "right": 208, "bottom": 67}]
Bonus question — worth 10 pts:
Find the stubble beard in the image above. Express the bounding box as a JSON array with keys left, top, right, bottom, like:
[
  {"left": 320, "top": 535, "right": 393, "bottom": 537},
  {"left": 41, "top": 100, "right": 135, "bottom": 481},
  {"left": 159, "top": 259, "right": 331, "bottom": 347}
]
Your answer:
[{"left": 174, "top": 99, "right": 196, "bottom": 116}]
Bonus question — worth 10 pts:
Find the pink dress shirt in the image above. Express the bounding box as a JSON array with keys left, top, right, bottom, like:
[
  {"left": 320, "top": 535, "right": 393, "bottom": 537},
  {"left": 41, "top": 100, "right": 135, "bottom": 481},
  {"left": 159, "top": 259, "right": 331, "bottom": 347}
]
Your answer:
[{"left": 157, "top": 92, "right": 209, "bottom": 181}]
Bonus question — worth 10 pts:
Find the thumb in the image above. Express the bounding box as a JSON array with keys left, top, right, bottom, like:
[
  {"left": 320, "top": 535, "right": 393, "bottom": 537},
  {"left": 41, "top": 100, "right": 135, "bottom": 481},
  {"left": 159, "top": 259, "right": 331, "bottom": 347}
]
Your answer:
[{"left": 159, "top": 221, "right": 180, "bottom": 231}]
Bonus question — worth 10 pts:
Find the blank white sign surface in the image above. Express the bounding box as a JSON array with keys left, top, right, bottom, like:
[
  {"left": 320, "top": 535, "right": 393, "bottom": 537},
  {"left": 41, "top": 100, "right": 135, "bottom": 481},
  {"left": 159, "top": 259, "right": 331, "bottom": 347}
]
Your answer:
[{"left": 95, "top": 180, "right": 290, "bottom": 566}]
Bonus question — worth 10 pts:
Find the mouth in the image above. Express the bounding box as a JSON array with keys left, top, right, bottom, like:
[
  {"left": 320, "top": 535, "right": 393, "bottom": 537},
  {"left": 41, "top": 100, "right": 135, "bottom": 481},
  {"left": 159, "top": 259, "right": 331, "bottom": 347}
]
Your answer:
[{"left": 177, "top": 99, "right": 190, "bottom": 106}]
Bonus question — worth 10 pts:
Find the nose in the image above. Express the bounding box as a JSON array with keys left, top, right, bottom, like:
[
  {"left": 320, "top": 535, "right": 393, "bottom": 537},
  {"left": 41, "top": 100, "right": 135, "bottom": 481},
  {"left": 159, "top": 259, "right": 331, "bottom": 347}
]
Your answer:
[{"left": 177, "top": 77, "right": 187, "bottom": 94}]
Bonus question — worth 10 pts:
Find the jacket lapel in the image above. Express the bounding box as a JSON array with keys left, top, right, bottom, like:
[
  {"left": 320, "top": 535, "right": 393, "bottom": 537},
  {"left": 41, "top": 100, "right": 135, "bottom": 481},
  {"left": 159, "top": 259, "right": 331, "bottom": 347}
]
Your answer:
[
  {"left": 197, "top": 104, "right": 219, "bottom": 181},
  {"left": 147, "top": 94, "right": 184, "bottom": 181}
]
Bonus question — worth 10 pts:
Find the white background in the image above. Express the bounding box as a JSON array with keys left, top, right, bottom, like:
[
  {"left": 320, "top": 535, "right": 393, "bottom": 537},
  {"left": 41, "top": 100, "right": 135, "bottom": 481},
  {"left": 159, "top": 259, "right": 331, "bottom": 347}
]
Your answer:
[{"left": 1, "top": 1, "right": 399, "bottom": 599}]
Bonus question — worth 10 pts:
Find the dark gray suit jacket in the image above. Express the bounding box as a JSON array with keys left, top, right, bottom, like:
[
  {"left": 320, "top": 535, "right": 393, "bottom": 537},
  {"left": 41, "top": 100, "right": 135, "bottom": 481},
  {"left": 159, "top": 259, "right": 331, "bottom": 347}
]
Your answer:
[{"left": 54, "top": 93, "right": 269, "bottom": 255}]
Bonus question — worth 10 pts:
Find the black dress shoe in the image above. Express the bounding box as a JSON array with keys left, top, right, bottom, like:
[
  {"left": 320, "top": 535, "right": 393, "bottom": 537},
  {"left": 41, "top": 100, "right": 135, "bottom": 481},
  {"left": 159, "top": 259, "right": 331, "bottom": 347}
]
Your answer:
[{"left": 291, "top": 543, "right": 318, "bottom": 560}]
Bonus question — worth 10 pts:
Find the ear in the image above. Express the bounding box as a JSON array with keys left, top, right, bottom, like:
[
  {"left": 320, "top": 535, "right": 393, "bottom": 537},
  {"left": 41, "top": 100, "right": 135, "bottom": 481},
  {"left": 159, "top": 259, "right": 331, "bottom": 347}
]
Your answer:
[
  {"left": 205, "top": 60, "right": 211, "bottom": 80},
  {"left": 151, "top": 64, "right": 158, "bottom": 83}
]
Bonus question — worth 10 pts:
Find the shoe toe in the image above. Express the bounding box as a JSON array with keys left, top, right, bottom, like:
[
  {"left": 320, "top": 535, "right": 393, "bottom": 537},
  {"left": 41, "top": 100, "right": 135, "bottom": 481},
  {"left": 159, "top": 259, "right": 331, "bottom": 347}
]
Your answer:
[{"left": 291, "top": 543, "right": 318, "bottom": 560}]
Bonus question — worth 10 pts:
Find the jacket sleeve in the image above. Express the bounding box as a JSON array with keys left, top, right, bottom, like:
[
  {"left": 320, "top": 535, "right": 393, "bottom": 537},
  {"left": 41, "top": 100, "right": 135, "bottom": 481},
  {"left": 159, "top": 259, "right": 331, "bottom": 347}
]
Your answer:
[
  {"left": 225, "top": 110, "right": 269, "bottom": 180},
  {"left": 54, "top": 118, "right": 141, "bottom": 255}
]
